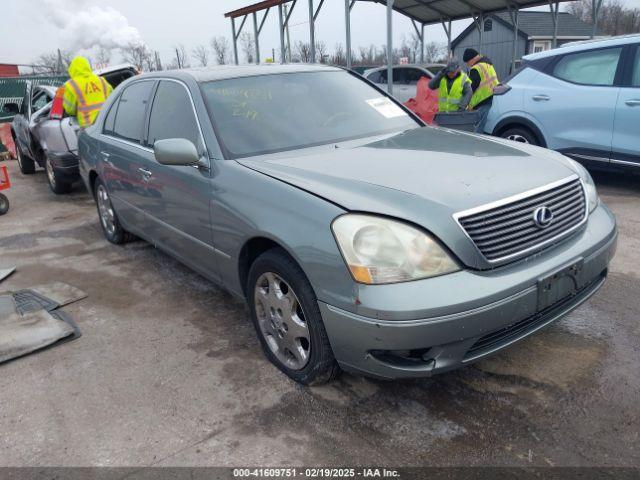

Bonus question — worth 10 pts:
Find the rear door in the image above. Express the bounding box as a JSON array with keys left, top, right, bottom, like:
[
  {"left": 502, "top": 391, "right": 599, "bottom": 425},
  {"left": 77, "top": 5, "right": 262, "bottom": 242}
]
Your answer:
[
  {"left": 14, "top": 82, "right": 32, "bottom": 156},
  {"left": 100, "top": 80, "right": 156, "bottom": 231},
  {"left": 524, "top": 46, "right": 623, "bottom": 162},
  {"left": 139, "top": 79, "right": 219, "bottom": 279},
  {"left": 612, "top": 44, "right": 640, "bottom": 168}
]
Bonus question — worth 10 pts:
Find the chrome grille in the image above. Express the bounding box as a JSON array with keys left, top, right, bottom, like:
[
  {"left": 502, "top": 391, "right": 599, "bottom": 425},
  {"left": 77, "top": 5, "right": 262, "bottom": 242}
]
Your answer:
[{"left": 456, "top": 177, "right": 587, "bottom": 263}]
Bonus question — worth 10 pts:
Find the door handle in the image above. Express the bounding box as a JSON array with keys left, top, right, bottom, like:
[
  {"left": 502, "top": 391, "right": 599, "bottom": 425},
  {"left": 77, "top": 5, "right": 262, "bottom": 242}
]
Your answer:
[
  {"left": 138, "top": 167, "right": 152, "bottom": 178},
  {"left": 100, "top": 151, "right": 110, "bottom": 158},
  {"left": 532, "top": 95, "right": 550, "bottom": 101},
  {"left": 625, "top": 99, "right": 640, "bottom": 107}
]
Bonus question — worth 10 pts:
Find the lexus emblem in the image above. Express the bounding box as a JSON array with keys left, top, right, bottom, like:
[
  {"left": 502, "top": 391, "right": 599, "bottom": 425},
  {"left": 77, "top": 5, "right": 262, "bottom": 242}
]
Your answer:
[{"left": 533, "top": 206, "right": 554, "bottom": 228}]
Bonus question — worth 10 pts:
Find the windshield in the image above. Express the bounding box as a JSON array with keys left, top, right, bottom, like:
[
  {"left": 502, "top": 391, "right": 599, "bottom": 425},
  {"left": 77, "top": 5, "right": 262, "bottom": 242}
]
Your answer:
[{"left": 201, "top": 71, "right": 418, "bottom": 158}]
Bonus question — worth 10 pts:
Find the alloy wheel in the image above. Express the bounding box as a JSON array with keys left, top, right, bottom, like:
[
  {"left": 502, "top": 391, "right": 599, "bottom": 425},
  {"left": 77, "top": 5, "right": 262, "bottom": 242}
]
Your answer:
[
  {"left": 46, "top": 159, "right": 56, "bottom": 188},
  {"left": 96, "top": 184, "right": 116, "bottom": 236},
  {"left": 507, "top": 134, "right": 530, "bottom": 144},
  {"left": 254, "top": 272, "right": 311, "bottom": 370}
]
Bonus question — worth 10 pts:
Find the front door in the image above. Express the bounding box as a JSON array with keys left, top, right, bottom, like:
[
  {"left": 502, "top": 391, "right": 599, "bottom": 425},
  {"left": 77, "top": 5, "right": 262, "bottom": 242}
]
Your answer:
[
  {"left": 612, "top": 45, "right": 640, "bottom": 168},
  {"left": 525, "top": 46, "right": 623, "bottom": 162},
  {"left": 139, "top": 80, "right": 219, "bottom": 281},
  {"left": 101, "top": 80, "right": 156, "bottom": 231}
]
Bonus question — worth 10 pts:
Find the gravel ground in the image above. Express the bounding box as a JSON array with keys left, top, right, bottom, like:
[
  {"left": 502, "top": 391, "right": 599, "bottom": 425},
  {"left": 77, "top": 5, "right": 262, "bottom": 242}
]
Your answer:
[{"left": 0, "top": 159, "right": 638, "bottom": 467}]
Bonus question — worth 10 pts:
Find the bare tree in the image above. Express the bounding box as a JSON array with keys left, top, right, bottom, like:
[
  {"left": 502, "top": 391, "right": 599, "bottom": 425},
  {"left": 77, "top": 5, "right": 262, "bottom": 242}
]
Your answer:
[
  {"left": 424, "top": 42, "right": 446, "bottom": 63},
  {"left": 95, "top": 47, "right": 111, "bottom": 68},
  {"left": 31, "top": 50, "right": 73, "bottom": 74},
  {"left": 566, "top": 0, "right": 640, "bottom": 35},
  {"left": 294, "top": 41, "right": 311, "bottom": 62},
  {"left": 211, "top": 36, "right": 231, "bottom": 65},
  {"left": 315, "top": 41, "right": 328, "bottom": 63},
  {"left": 332, "top": 43, "right": 346, "bottom": 66},
  {"left": 172, "top": 44, "right": 190, "bottom": 69},
  {"left": 192, "top": 45, "right": 210, "bottom": 67},
  {"left": 239, "top": 32, "right": 255, "bottom": 63},
  {"left": 121, "top": 42, "right": 152, "bottom": 71}
]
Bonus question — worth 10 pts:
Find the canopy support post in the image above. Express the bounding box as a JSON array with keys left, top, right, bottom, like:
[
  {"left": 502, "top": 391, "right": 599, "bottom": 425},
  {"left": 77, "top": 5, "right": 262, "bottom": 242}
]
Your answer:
[
  {"left": 278, "top": 4, "right": 286, "bottom": 63},
  {"left": 549, "top": 0, "right": 560, "bottom": 48},
  {"left": 231, "top": 17, "right": 239, "bottom": 65},
  {"left": 308, "top": 0, "right": 316, "bottom": 63},
  {"left": 386, "top": 0, "right": 394, "bottom": 94},
  {"left": 442, "top": 19, "right": 452, "bottom": 59},
  {"left": 252, "top": 12, "right": 260, "bottom": 64},
  {"left": 592, "top": 0, "right": 604, "bottom": 38},
  {"left": 345, "top": 0, "right": 352, "bottom": 69},
  {"left": 508, "top": 5, "right": 520, "bottom": 74}
]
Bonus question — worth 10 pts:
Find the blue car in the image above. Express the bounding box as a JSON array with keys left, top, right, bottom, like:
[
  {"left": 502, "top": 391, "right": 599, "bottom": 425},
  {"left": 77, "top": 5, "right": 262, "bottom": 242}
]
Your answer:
[{"left": 485, "top": 34, "right": 640, "bottom": 173}]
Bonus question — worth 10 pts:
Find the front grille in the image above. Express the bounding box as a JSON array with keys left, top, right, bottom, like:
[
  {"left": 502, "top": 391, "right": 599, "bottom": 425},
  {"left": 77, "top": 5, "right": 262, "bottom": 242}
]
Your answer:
[
  {"left": 457, "top": 177, "right": 587, "bottom": 263},
  {"left": 464, "top": 270, "right": 606, "bottom": 360}
]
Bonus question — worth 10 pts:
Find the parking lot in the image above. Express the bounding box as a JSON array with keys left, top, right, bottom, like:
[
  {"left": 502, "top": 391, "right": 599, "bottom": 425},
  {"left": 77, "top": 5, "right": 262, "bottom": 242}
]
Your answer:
[{"left": 0, "top": 159, "right": 638, "bottom": 467}]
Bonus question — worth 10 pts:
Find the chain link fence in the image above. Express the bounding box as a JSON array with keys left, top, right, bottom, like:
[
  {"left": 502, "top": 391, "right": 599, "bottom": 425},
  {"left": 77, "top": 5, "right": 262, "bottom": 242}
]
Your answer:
[{"left": 0, "top": 75, "right": 68, "bottom": 123}]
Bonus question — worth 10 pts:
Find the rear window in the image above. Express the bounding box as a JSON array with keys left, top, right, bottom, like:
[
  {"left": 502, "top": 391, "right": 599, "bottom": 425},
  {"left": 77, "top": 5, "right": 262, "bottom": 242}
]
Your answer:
[
  {"left": 553, "top": 47, "right": 622, "bottom": 86},
  {"left": 108, "top": 81, "right": 154, "bottom": 143},
  {"left": 201, "top": 71, "right": 417, "bottom": 159}
]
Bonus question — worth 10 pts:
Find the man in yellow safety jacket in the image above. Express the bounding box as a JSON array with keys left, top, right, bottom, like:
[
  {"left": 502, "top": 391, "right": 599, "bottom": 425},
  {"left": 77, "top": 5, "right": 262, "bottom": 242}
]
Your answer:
[
  {"left": 62, "top": 56, "right": 113, "bottom": 128},
  {"left": 463, "top": 48, "right": 499, "bottom": 132},
  {"left": 428, "top": 59, "right": 472, "bottom": 113}
]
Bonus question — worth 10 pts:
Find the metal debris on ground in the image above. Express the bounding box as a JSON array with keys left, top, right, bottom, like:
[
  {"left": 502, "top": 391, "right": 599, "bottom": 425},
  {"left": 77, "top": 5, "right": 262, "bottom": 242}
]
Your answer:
[{"left": 0, "top": 267, "right": 16, "bottom": 283}]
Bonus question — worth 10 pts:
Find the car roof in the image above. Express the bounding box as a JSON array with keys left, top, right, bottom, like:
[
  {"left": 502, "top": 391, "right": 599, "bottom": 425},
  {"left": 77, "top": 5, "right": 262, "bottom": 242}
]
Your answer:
[
  {"left": 137, "top": 63, "right": 343, "bottom": 83},
  {"left": 524, "top": 34, "right": 640, "bottom": 61}
]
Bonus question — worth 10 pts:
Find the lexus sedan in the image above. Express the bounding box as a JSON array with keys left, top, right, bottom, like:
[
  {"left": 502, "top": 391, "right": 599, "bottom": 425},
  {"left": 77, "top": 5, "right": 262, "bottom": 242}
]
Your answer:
[
  {"left": 485, "top": 34, "right": 640, "bottom": 173},
  {"left": 79, "top": 64, "right": 617, "bottom": 385}
]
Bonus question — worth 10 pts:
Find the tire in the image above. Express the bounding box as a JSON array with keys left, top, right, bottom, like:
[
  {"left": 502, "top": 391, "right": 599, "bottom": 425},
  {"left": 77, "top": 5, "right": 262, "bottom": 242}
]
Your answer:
[
  {"left": 500, "top": 126, "right": 540, "bottom": 146},
  {"left": 247, "top": 248, "right": 340, "bottom": 385},
  {"left": 15, "top": 143, "right": 36, "bottom": 175},
  {"left": 94, "top": 177, "right": 134, "bottom": 244},
  {"left": 45, "top": 155, "right": 72, "bottom": 194},
  {"left": 0, "top": 194, "right": 9, "bottom": 216}
]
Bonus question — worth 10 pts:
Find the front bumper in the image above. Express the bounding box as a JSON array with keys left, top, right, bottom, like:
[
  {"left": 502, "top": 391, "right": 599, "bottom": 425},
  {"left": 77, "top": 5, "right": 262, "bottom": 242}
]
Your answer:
[
  {"left": 48, "top": 151, "right": 79, "bottom": 184},
  {"left": 319, "top": 203, "right": 617, "bottom": 380}
]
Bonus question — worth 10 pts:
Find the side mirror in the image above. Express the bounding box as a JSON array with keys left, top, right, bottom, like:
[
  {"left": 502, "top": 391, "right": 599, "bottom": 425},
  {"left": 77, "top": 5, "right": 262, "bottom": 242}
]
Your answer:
[
  {"left": 154, "top": 138, "right": 203, "bottom": 167},
  {"left": 3, "top": 103, "right": 19, "bottom": 115}
]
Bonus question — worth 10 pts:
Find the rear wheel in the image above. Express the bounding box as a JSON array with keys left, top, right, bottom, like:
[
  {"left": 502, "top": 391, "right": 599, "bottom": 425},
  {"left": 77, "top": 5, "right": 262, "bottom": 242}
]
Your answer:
[
  {"left": 45, "top": 155, "right": 72, "bottom": 194},
  {"left": 500, "top": 126, "right": 540, "bottom": 146},
  {"left": 247, "top": 248, "right": 340, "bottom": 385},
  {"left": 0, "top": 194, "right": 9, "bottom": 215},
  {"left": 16, "top": 143, "right": 36, "bottom": 174},
  {"left": 94, "top": 178, "right": 133, "bottom": 244}
]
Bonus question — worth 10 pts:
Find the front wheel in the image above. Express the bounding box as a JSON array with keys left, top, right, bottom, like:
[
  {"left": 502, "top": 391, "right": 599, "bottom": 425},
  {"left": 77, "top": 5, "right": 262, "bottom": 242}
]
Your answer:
[
  {"left": 45, "top": 156, "right": 72, "bottom": 194},
  {"left": 500, "top": 126, "right": 540, "bottom": 146},
  {"left": 247, "top": 248, "right": 340, "bottom": 385},
  {"left": 16, "top": 143, "right": 36, "bottom": 174},
  {"left": 0, "top": 193, "right": 9, "bottom": 215},
  {"left": 94, "top": 178, "right": 134, "bottom": 244}
]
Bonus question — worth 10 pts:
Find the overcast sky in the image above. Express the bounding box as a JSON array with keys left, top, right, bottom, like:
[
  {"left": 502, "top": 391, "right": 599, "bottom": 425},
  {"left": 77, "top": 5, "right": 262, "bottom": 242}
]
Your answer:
[{"left": 3, "top": 0, "right": 640, "bottom": 66}]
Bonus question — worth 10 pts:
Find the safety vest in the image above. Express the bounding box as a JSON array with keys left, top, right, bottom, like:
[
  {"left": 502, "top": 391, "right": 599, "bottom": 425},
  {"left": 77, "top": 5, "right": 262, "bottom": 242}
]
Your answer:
[
  {"left": 438, "top": 73, "right": 471, "bottom": 113},
  {"left": 469, "top": 62, "right": 499, "bottom": 109},
  {"left": 62, "top": 75, "right": 111, "bottom": 128}
]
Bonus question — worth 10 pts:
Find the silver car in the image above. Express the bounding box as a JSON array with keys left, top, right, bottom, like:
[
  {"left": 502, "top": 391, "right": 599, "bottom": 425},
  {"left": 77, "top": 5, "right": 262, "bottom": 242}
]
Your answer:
[
  {"left": 5, "top": 64, "right": 137, "bottom": 193},
  {"left": 79, "top": 65, "right": 617, "bottom": 385},
  {"left": 364, "top": 63, "right": 445, "bottom": 103}
]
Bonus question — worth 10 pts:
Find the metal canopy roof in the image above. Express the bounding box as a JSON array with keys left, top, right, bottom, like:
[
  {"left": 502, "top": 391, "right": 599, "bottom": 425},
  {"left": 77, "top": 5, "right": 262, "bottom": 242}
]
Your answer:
[
  {"left": 363, "top": 0, "right": 574, "bottom": 26},
  {"left": 224, "top": 0, "right": 574, "bottom": 25}
]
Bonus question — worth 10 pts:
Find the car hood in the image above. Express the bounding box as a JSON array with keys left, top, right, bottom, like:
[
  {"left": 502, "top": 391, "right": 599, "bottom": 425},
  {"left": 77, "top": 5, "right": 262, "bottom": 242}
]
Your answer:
[
  {"left": 238, "top": 127, "right": 576, "bottom": 213},
  {"left": 237, "top": 127, "right": 578, "bottom": 269}
]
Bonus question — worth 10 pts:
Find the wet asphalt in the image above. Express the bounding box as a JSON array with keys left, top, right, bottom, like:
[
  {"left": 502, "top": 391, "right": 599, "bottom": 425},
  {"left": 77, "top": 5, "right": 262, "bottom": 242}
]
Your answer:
[{"left": 0, "top": 159, "right": 638, "bottom": 467}]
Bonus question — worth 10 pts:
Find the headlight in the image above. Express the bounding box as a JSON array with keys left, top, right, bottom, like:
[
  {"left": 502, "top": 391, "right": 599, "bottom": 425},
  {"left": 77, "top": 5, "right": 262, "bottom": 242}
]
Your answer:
[
  {"left": 331, "top": 214, "right": 459, "bottom": 285},
  {"left": 568, "top": 159, "right": 598, "bottom": 213}
]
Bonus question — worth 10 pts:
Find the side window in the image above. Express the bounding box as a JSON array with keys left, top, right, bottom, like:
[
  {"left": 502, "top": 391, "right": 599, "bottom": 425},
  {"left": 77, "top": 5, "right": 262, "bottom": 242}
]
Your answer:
[
  {"left": 146, "top": 81, "right": 200, "bottom": 148},
  {"left": 553, "top": 47, "right": 622, "bottom": 86},
  {"left": 103, "top": 99, "right": 118, "bottom": 133},
  {"left": 371, "top": 69, "right": 388, "bottom": 84},
  {"left": 31, "top": 92, "right": 48, "bottom": 112},
  {"left": 404, "top": 68, "right": 426, "bottom": 85},
  {"left": 111, "top": 81, "right": 154, "bottom": 143},
  {"left": 393, "top": 68, "right": 409, "bottom": 84},
  {"left": 631, "top": 47, "right": 640, "bottom": 87},
  {"left": 367, "top": 71, "right": 381, "bottom": 83}
]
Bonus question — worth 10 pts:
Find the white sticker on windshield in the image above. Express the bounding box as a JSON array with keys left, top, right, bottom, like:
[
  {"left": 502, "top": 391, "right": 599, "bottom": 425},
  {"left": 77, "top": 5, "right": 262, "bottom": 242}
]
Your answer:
[{"left": 366, "top": 97, "right": 406, "bottom": 119}]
